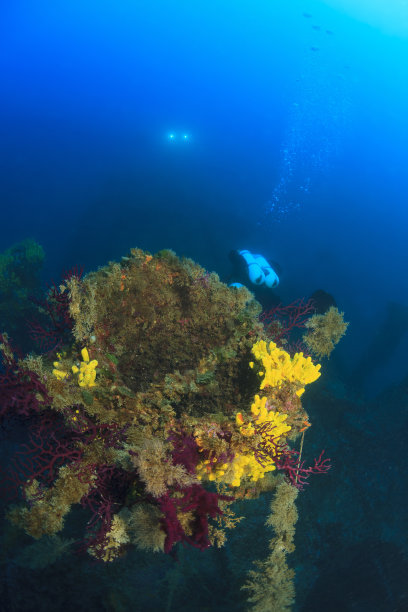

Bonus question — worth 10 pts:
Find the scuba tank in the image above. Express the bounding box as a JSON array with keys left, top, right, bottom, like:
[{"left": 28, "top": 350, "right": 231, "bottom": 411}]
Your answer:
[
  {"left": 229, "top": 249, "right": 265, "bottom": 286},
  {"left": 229, "top": 249, "right": 280, "bottom": 289},
  {"left": 252, "top": 254, "right": 280, "bottom": 289}
]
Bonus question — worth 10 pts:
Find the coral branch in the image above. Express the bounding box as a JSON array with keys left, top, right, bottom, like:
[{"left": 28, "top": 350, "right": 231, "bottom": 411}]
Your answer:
[
  {"left": 0, "top": 335, "right": 49, "bottom": 420},
  {"left": 260, "top": 298, "right": 315, "bottom": 345},
  {"left": 254, "top": 425, "right": 331, "bottom": 489},
  {"left": 27, "top": 266, "right": 83, "bottom": 352},
  {"left": 158, "top": 484, "right": 233, "bottom": 553}
]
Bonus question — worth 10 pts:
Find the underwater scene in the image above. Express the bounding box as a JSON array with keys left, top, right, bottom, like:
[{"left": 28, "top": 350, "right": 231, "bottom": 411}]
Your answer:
[{"left": 0, "top": 1, "right": 407, "bottom": 610}]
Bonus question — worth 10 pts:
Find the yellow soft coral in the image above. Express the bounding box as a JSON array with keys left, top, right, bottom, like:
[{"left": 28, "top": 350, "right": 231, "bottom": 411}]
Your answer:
[
  {"left": 250, "top": 394, "right": 291, "bottom": 435},
  {"left": 196, "top": 342, "right": 319, "bottom": 489},
  {"left": 223, "top": 395, "right": 292, "bottom": 487},
  {"left": 228, "top": 453, "right": 272, "bottom": 487},
  {"left": 197, "top": 452, "right": 270, "bottom": 487},
  {"left": 196, "top": 459, "right": 229, "bottom": 482},
  {"left": 52, "top": 352, "right": 68, "bottom": 381},
  {"left": 52, "top": 366, "right": 68, "bottom": 381},
  {"left": 71, "top": 347, "right": 98, "bottom": 387},
  {"left": 251, "top": 340, "right": 321, "bottom": 396},
  {"left": 198, "top": 396, "right": 291, "bottom": 488}
]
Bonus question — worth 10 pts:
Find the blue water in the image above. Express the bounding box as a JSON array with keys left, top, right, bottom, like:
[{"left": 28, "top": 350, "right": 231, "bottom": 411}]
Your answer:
[{"left": 1, "top": 1, "right": 407, "bottom": 610}]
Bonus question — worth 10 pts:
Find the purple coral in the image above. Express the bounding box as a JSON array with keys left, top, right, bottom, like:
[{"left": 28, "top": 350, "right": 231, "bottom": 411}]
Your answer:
[
  {"left": 168, "top": 430, "right": 202, "bottom": 474},
  {"left": 0, "top": 334, "right": 49, "bottom": 420},
  {"left": 260, "top": 298, "right": 315, "bottom": 346},
  {"left": 79, "top": 465, "right": 133, "bottom": 560},
  {"left": 254, "top": 426, "right": 331, "bottom": 490},
  {"left": 158, "top": 483, "right": 232, "bottom": 554},
  {"left": 27, "top": 266, "right": 82, "bottom": 352}
]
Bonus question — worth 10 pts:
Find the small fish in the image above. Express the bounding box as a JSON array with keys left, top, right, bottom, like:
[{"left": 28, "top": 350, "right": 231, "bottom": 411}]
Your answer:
[
  {"left": 303, "top": 12, "right": 312, "bottom": 18},
  {"left": 312, "top": 25, "right": 321, "bottom": 30},
  {"left": 326, "top": 29, "right": 334, "bottom": 35},
  {"left": 310, "top": 46, "right": 319, "bottom": 52}
]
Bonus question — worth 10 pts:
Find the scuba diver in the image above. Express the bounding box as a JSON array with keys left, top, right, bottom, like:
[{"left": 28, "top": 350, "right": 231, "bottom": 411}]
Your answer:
[
  {"left": 228, "top": 249, "right": 339, "bottom": 321},
  {"left": 228, "top": 249, "right": 282, "bottom": 308}
]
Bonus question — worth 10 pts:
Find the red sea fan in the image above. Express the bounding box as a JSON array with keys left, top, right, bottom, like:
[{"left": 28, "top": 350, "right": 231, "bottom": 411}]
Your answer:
[
  {"left": 27, "top": 266, "right": 83, "bottom": 352},
  {"left": 260, "top": 298, "right": 315, "bottom": 346},
  {"left": 254, "top": 426, "right": 331, "bottom": 490},
  {"left": 0, "top": 334, "right": 49, "bottom": 420},
  {"left": 158, "top": 483, "right": 233, "bottom": 554}
]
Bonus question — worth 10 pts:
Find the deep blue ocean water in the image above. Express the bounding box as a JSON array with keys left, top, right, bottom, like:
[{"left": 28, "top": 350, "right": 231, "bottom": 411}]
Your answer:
[{"left": 1, "top": 1, "right": 407, "bottom": 610}]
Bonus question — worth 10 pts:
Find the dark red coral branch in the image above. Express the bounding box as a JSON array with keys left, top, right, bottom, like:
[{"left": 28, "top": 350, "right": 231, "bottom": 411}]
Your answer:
[
  {"left": 1, "top": 411, "right": 83, "bottom": 502},
  {"left": 254, "top": 424, "right": 331, "bottom": 490},
  {"left": 260, "top": 298, "right": 315, "bottom": 346},
  {"left": 0, "top": 335, "right": 50, "bottom": 420},
  {"left": 27, "top": 266, "right": 83, "bottom": 352},
  {"left": 14, "top": 413, "right": 83, "bottom": 485},
  {"left": 168, "top": 430, "right": 202, "bottom": 474},
  {"left": 158, "top": 483, "right": 233, "bottom": 554},
  {"left": 79, "top": 465, "right": 133, "bottom": 560}
]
